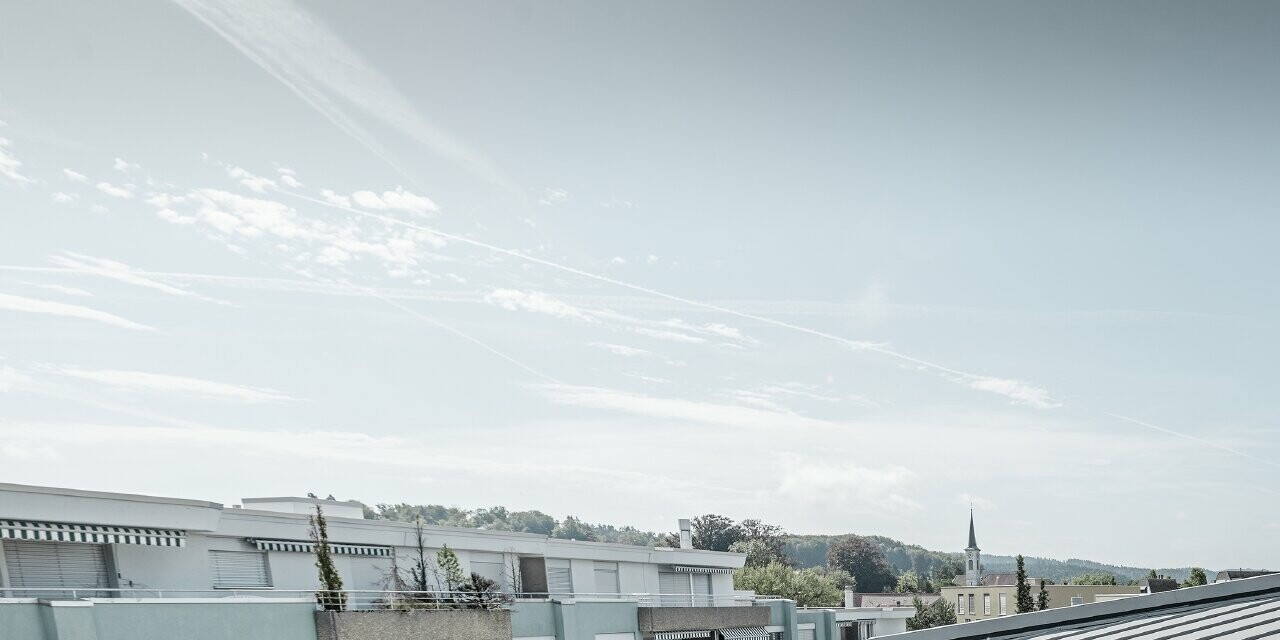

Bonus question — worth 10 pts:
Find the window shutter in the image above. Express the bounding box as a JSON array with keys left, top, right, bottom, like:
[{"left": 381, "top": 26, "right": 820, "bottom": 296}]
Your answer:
[
  {"left": 4, "top": 540, "right": 109, "bottom": 596},
  {"left": 209, "top": 550, "right": 271, "bottom": 588},
  {"left": 546, "top": 558, "right": 573, "bottom": 595}
]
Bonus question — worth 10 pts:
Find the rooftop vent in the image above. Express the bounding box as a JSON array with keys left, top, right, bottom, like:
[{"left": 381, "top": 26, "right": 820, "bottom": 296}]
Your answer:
[{"left": 678, "top": 518, "right": 692, "bottom": 549}]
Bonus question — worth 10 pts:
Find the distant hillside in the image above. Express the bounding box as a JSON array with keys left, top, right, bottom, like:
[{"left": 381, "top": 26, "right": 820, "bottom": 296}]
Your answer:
[
  {"left": 359, "top": 500, "right": 1202, "bottom": 585},
  {"left": 784, "top": 534, "right": 1202, "bottom": 584}
]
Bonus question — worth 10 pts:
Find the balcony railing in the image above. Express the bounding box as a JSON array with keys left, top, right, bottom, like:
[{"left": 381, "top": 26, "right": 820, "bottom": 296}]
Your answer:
[{"left": 2, "top": 588, "right": 757, "bottom": 610}]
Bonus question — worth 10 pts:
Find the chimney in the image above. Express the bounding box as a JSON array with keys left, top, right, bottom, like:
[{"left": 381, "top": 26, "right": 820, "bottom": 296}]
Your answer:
[
  {"left": 844, "top": 588, "right": 855, "bottom": 609},
  {"left": 678, "top": 518, "right": 693, "bottom": 549}
]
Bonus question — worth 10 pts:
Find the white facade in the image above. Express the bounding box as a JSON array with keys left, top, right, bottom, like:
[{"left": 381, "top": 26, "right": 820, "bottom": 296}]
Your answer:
[{"left": 0, "top": 483, "right": 744, "bottom": 603}]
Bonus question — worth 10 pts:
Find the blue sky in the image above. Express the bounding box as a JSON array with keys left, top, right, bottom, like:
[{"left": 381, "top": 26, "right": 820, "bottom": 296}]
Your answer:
[{"left": 0, "top": 0, "right": 1277, "bottom": 570}]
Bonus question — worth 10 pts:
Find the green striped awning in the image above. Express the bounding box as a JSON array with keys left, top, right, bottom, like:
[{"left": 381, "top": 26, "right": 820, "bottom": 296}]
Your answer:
[
  {"left": 249, "top": 539, "right": 391, "bottom": 556},
  {"left": 0, "top": 520, "right": 186, "bottom": 547},
  {"left": 673, "top": 565, "right": 736, "bottom": 574}
]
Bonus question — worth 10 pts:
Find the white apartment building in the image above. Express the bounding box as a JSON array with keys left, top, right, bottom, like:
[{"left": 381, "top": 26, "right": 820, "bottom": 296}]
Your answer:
[{"left": 0, "top": 483, "right": 745, "bottom": 604}]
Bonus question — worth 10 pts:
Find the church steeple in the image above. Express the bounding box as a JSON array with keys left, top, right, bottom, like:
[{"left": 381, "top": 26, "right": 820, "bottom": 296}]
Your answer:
[{"left": 965, "top": 508, "right": 981, "bottom": 587}]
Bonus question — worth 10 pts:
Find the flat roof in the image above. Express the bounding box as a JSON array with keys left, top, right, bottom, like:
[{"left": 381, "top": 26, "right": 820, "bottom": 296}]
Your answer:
[{"left": 0, "top": 482, "right": 223, "bottom": 510}]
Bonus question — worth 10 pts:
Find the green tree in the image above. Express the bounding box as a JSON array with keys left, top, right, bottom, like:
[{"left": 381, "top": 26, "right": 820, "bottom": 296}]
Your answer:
[
  {"left": 1014, "top": 555, "right": 1035, "bottom": 613},
  {"left": 1182, "top": 568, "right": 1208, "bottom": 588},
  {"left": 733, "top": 561, "right": 842, "bottom": 607},
  {"left": 896, "top": 572, "right": 921, "bottom": 593},
  {"left": 827, "top": 536, "right": 897, "bottom": 593},
  {"left": 730, "top": 539, "right": 788, "bottom": 569},
  {"left": 1037, "top": 580, "right": 1049, "bottom": 610},
  {"left": 1145, "top": 569, "right": 1158, "bottom": 581},
  {"left": 906, "top": 596, "right": 958, "bottom": 630},
  {"left": 508, "top": 510, "right": 557, "bottom": 535},
  {"left": 692, "top": 514, "right": 745, "bottom": 552},
  {"left": 1069, "top": 573, "right": 1118, "bottom": 586},
  {"left": 436, "top": 544, "right": 465, "bottom": 592},
  {"left": 309, "top": 504, "right": 346, "bottom": 610},
  {"left": 815, "top": 567, "right": 857, "bottom": 592},
  {"left": 551, "top": 515, "right": 596, "bottom": 541}
]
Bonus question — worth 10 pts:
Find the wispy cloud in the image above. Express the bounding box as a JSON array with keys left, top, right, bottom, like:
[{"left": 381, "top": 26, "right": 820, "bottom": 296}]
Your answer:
[
  {"left": 173, "top": 0, "right": 511, "bottom": 190},
  {"left": 95, "top": 181, "right": 134, "bottom": 198},
  {"left": 31, "top": 283, "right": 94, "bottom": 297},
  {"left": 0, "top": 136, "right": 33, "bottom": 185},
  {"left": 774, "top": 459, "right": 922, "bottom": 512},
  {"left": 49, "top": 252, "right": 230, "bottom": 306},
  {"left": 351, "top": 187, "right": 438, "bottom": 215},
  {"left": 45, "top": 366, "right": 299, "bottom": 403},
  {"left": 538, "top": 187, "right": 569, "bottom": 205},
  {"left": 62, "top": 168, "right": 88, "bottom": 183},
  {"left": 227, "top": 166, "right": 276, "bottom": 193},
  {"left": 0, "top": 365, "right": 33, "bottom": 392},
  {"left": 113, "top": 158, "right": 140, "bottom": 173},
  {"left": 590, "top": 343, "right": 652, "bottom": 357},
  {"left": 485, "top": 289, "right": 600, "bottom": 323},
  {"left": 0, "top": 292, "right": 154, "bottom": 331},
  {"left": 533, "top": 383, "right": 835, "bottom": 430},
  {"left": 52, "top": 192, "right": 78, "bottom": 204},
  {"left": 964, "top": 375, "right": 1059, "bottom": 409}
]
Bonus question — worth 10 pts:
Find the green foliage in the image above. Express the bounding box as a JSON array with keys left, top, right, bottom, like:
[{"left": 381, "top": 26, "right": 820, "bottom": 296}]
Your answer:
[
  {"left": 691, "top": 514, "right": 745, "bottom": 551},
  {"left": 1182, "top": 567, "right": 1208, "bottom": 588},
  {"left": 1015, "top": 555, "right": 1036, "bottom": 613},
  {"left": 309, "top": 504, "right": 346, "bottom": 611},
  {"left": 552, "top": 515, "right": 596, "bottom": 541},
  {"left": 733, "top": 561, "right": 842, "bottom": 607},
  {"left": 907, "top": 596, "right": 957, "bottom": 630},
  {"left": 815, "top": 567, "right": 857, "bottom": 591},
  {"left": 1069, "top": 573, "right": 1118, "bottom": 586},
  {"left": 1037, "top": 580, "right": 1049, "bottom": 611},
  {"left": 1146, "top": 569, "right": 1159, "bottom": 580},
  {"left": 826, "top": 535, "right": 898, "bottom": 593},
  {"left": 896, "top": 572, "right": 921, "bottom": 593},
  {"left": 436, "top": 544, "right": 465, "bottom": 591},
  {"left": 730, "top": 539, "right": 787, "bottom": 569}
]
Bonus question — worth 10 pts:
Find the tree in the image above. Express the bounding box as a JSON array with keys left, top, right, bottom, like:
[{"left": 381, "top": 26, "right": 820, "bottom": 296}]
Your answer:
[
  {"left": 1037, "top": 580, "right": 1049, "bottom": 611},
  {"left": 815, "top": 567, "right": 857, "bottom": 592},
  {"left": 730, "top": 539, "right": 787, "bottom": 569},
  {"left": 1015, "top": 555, "right": 1035, "bottom": 613},
  {"left": 404, "top": 520, "right": 432, "bottom": 592},
  {"left": 1069, "top": 573, "right": 1118, "bottom": 586},
  {"left": 896, "top": 572, "right": 921, "bottom": 594},
  {"left": 906, "top": 596, "right": 958, "bottom": 630},
  {"left": 310, "top": 504, "right": 346, "bottom": 610},
  {"left": 551, "top": 515, "right": 596, "bottom": 541},
  {"left": 826, "top": 536, "right": 897, "bottom": 593},
  {"left": 1145, "top": 569, "right": 1159, "bottom": 581},
  {"left": 508, "top": 510, "right": 557, "bottom": 535},
  {"left": 1182, "top": 568, "right": 1208, "bottom": 588},
  {"left": 455, "top": 572, "right": 509, "bottom": 609},
  {"left": 733, "top": 561, "right": 842, "bottom": 607},
  {"left": 436, "top": 544, "right": 465, "bottom": 593},
  {"left": 691, "top": 514, "right": 745, "bottom": 552}
]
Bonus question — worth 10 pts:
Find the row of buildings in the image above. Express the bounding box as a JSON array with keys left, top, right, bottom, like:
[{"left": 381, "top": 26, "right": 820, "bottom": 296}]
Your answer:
[{"left": 0, "top": 482, "right": 914, "bottom": 640}]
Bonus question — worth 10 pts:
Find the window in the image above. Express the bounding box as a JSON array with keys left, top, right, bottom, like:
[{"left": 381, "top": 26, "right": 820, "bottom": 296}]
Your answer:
[
  {"left": 968, "top": 559, "right": 974, "bottom": 570},
  {"left": 798, "top": 628, "right": 816, "bottom": 640},
  {"left": 594, "top": 561, "right": 620, "bottom": 595},
  {"left": 1070, "top": 596, "right": 1084, "bottom": 606},
  {"left": 470, "top": 552, "right": 507, "bottom": 591},
  {"left": 968, "top": 594, "right": 975, "bottom": 616},
  {"left": 999, "top": 593, "right": 1007, "bottom": 615},
  {"left": 209, "top": 550, "right": 271, "bottom": 588},
  {"left": 5, "top": 540, "right": 110, "bottom": 597},
  {"left": 546, "top": 558, "right": 573, "bottom": 595},
  {"left": 957, "top": 594, "right": 966, "bottom": 615},
  {"left": 983, "top": 594, "right": 991, "bottom": 615},
  {"left": 691, "top": 572, "right": 712, "bottom": 606}
]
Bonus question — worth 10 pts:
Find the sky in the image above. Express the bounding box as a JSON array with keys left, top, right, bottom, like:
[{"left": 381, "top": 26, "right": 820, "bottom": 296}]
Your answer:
[{"left": 0, "top": 0, "right": 1277, "bottom": 571}]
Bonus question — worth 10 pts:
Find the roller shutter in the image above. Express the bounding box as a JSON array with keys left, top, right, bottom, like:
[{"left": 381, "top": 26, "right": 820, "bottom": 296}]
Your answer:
[
  {"left": 659, "top": 571, "right": 692, "bottom": 606},
  {"left": 546, "top": 558, "right": 573, "bottom": 596},
  {"left": 4, "top": 540, "right": 110, "bottom": 596},
  {"left": 798, "top": 629, "right": 816, "bottom": 640},
  {"left": 209, "top": 550, "right": 271, "bottom": 588}
]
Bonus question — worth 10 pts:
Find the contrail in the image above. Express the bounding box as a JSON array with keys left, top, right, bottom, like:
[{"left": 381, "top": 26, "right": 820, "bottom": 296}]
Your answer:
[
  {"left": 1104, "top": 412, "right": 1279, "bottom": 469},
  {"left": 280, "top": 188, "right": 1056, "bottom": 403}
]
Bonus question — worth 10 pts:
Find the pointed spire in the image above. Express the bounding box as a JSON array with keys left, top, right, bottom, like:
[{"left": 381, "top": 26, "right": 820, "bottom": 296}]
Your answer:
[{"left": 968, "top": 508, "right": 978, "bottom": 549}]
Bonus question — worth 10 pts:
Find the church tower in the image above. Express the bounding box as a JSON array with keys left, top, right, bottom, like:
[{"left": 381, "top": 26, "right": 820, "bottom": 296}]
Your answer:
[{"left": 965, "top": 509, "right": 981, "bottom": 587}]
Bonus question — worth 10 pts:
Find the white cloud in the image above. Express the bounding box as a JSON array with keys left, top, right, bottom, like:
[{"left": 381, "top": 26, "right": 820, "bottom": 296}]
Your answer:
[
  {"left": 62, "top": 169, "right": 88, "bottom": 182},
  {"left": 320, "top": 189, "right": 351, "bottom": 208},
  {"left": 485, "top": 289, "right": 598, "bottom": 323},
  {"left": 113, "top": 158, "right": 140, "bottom": 173},
  {"left": 0, "top": 137, "right": 33, "bottom": 184},
  {"left": 538, "top": 187, "right": 569, "bottom": 205},
  {"left": 52, "top": 192, "right": 78, "bottom": 204},
  {"left": 534, "top": 384, "right": 835, "bottom": 430},
  {"left": 95, "top": 182, "right": 134, "bottom": 198},
  {"left": 0, "top": 292, "right": 154, "bottom": 331},
  {"left": 350, "top": 186, "right": 438, "bottom": 215},
  {"left": 611, "top": 256, "right": 627, "bottom": 265},
  {"left": 647, "top": 254, "right": 659, "bottom": 265},
  {"left": 33, "top": 284, "right": 94, "bottom": 297},
  {"left": 227, "top": 166, "right": 276, "bottom": 193},
  {"left": 49, "top": 252, "right": 229, "bottom": 305},
  {"left": 965, "top": 376, "right": 1060, "bottom": 409},
  {"left": 47, "top": 366, "right": 299, "bottom": 403},
  {"left": 590, "top": 343, "right": 652, "bottom": 357},
  {"left": 775, "top": 460, "right": 921, "bottom": 512},
  {"left": 0, "top": 365, "right": 33, "bottom": 392},
  {"left": 89, "top": 204, "right": 109, "bottom": 214},
  {"left": 279, "top": 173, "right": 302, "bottom": 188},
  {"left": 632, "top": 327, "right": 706, "bottom": 344}
]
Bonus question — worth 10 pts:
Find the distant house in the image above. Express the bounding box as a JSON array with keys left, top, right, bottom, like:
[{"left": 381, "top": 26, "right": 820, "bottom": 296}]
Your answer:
[
  {"left": 1214, "top": 569, "right": 1276, "bottom": 583},
  {"left": 1138, "top": 577, "right": 1179, "bottom": 593}
]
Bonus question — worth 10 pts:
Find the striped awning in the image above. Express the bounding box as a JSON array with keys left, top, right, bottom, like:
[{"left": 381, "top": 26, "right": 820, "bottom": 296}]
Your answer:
[
  {"left": 719, "top": 627, "right": 768, "bottom": 640},
  {"left": 654, "top": 631, "right": 712, "bottom": 640},
  {"left": 249, "top": 539, "right": 391, "bottom": 557},
  {"left": 673, "top": 565, "right": 736, "bottom": 574},
  {"left": 836, "top": 621, "right": 858, "bottom": 628},
  {"left": 0, "top": 520, "right": 186, "bottom": 547}
]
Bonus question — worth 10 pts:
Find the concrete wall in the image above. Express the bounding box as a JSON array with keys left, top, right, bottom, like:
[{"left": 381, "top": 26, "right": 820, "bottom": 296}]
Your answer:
[
  {"left": 512, "top": 601, "right": 558, "bottom": 638},
  {"left": 637, "top": 605, "right": 771, "bottom": 635},
  {"left": 555, "top": 601, "right": 640, "bottom": 640},
  {"left": 316, "top": 608, "right": 512, "bottom": 640},
  {"left": 0, "top": 599, "right": 315, "bottom": 640},
  {"left": 797, "top": 611, "right": 837, "bottom": 640}
]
